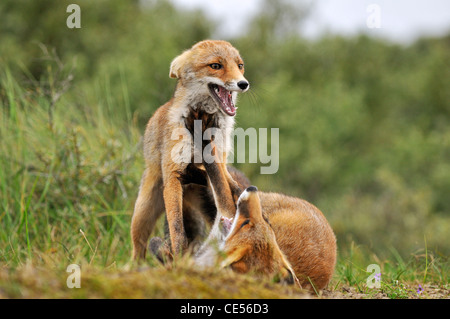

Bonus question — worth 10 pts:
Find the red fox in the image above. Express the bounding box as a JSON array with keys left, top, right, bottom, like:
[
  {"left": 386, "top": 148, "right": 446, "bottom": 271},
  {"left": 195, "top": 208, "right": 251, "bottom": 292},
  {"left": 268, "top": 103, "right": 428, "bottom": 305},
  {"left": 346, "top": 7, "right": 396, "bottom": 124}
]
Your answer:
[
  {"left": 131, "top": 40, "right": 249, "bottom": 260},
  {"left": 195, "top": 151, "right": 337, "bottom": 291}
]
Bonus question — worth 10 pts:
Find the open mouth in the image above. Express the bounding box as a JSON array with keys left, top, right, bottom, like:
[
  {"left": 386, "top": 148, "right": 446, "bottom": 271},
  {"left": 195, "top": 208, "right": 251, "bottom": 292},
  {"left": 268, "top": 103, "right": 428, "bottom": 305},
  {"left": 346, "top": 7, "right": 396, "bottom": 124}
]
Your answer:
[
  {"left": 220, "top": 216, "right": 233, "bottom": 235},
  {"left": 208, "top": 84, "right": 236, "bottom": 116}
]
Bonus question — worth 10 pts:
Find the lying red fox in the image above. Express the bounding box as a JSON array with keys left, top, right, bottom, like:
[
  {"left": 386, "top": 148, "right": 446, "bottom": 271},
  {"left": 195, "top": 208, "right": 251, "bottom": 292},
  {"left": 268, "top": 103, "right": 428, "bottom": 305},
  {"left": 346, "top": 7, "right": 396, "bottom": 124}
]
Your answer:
[{"left": 195, "top": 151, "right": 337, "bottom": 290}]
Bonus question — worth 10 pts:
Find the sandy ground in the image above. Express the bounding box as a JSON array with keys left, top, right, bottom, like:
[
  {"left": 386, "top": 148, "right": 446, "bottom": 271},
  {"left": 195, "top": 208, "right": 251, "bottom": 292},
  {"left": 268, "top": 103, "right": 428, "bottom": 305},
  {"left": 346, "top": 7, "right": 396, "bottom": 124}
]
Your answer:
[{"left": 321, "top": 284, "right": 449, "bottom": 299}]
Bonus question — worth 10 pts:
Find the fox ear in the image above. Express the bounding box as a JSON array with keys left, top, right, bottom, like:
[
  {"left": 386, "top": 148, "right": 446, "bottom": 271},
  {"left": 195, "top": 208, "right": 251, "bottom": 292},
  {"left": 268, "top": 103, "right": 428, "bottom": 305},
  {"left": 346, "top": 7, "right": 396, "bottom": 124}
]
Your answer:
[
  {"left": 277, "top": 266, "right": 301, "bottom": 288},
  {"left": 277, "top": 254, "right": 302, "bottom": 288},
  {"left": 169, "top": 50, "right": 191, "bottom": 79},
  {"left": 220, "top": 246, "right": 248, "bottom": 269}
]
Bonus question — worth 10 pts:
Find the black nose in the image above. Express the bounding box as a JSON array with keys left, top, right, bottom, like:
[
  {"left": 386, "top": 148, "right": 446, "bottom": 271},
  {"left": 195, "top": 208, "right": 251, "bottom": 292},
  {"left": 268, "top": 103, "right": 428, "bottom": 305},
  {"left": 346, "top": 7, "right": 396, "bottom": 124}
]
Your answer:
[
  {"left": 246, "top": 186, "right": 258, "bottom": 192},
  {"left": 237, "top": 80, "right": 249, "bottom": 90}
]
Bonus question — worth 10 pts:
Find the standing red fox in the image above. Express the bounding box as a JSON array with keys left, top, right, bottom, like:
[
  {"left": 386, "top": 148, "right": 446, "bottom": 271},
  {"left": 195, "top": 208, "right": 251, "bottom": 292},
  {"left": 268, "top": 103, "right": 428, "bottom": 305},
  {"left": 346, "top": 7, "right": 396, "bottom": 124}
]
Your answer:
[
  {"left": 195, "top": 147, "right": 337, "bottom": 291},
  {"left": 131, "top": 40, "right": 249, "bottom": 260}
]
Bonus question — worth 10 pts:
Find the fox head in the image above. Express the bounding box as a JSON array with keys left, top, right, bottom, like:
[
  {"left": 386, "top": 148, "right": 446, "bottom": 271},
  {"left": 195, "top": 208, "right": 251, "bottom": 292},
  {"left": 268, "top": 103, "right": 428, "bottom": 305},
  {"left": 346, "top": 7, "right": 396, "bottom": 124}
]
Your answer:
[
  {"left": 169, "top": 40, "right": 249, "bottom": 117},
  {"left": 221, "top": 186, "right": 299, "bottom": 286}
]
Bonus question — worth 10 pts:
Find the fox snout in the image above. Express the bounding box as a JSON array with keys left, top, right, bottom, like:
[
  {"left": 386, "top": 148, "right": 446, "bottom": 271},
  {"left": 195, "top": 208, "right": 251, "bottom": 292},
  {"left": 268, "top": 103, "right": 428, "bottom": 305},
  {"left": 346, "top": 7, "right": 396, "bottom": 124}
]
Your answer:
[
  {"left": 237, "top": 80, "right": 249, "bottom": 91},
  {"left": 224, "top": 79, "right": 250, "bottom": 93},
  {"left": 245, "top": 185, "right": 257, "bottom": 192},
  {"left": 236, "top": 186, "right": 258, "bottom": 209}
]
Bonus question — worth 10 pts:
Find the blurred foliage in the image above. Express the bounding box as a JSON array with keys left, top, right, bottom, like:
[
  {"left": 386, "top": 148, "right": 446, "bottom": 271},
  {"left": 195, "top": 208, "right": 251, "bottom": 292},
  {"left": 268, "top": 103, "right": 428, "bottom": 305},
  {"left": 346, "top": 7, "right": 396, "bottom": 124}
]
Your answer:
[{"left": 0, "top": 0, "right": 449, "bottom": 263}]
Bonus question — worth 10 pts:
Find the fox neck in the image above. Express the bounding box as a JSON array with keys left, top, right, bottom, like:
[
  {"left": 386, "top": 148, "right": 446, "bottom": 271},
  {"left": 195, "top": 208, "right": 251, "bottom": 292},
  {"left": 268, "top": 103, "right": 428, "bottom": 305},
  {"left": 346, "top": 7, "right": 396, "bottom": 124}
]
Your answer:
[
  {"left": 170, "top": 81, "right": 236, "bottom": 154},
  {"left": 173, "top": 82, "right": 213, "bottom": 111}
]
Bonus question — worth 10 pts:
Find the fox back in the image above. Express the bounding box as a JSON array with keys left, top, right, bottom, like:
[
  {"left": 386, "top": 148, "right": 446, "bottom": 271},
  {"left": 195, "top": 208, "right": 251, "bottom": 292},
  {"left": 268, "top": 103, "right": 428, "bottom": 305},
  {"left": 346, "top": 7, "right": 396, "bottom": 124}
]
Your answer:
[{"left": 259, "top": 192, "right": 337, "bottom": 290}]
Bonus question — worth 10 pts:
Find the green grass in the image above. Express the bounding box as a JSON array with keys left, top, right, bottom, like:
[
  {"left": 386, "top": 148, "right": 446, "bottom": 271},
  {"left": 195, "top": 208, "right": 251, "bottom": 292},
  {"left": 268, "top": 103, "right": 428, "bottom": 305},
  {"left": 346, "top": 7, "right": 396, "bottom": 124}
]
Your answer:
[
  {"left": 0, "top": 60, "right": 142, "bottom": 267},
  {"left": 332, "top": 241, "right": 448, "bottom": 299},
  {"left": 0, "top": 61, "right": 448, "bottom": 299}
]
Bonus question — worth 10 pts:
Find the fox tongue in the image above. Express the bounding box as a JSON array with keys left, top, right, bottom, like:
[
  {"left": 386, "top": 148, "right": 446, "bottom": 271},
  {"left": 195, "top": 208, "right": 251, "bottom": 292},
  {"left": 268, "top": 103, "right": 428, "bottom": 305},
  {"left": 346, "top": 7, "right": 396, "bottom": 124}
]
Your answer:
[{"left": 217, "top": 86, "right": 236, "bottom": 115}]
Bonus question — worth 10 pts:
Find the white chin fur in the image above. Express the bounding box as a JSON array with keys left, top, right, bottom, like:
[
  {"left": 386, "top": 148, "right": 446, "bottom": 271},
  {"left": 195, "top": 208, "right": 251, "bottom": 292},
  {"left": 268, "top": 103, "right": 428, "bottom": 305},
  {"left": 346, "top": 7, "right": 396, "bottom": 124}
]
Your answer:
[{"left": 237, "top": 189, "right": 250, "bottom": 203}]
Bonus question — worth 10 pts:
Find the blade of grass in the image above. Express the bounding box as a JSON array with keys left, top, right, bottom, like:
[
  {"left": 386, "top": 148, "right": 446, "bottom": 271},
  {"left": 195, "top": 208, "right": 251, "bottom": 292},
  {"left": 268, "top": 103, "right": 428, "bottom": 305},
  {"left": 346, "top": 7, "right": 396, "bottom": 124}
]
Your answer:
[
  {"left": 423, "top": 235, "right": 428, "bottom": 283},
  {"left": 22, "top": 176, "right": 40, "bottom": 259}
]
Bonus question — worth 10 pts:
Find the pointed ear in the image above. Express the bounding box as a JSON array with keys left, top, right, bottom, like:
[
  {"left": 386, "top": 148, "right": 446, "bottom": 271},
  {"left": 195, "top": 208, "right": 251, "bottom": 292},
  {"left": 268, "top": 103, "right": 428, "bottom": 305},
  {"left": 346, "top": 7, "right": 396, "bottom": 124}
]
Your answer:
[
  {"left": 169, "top": 50, "right": 191, "bottom": 79},
  {"left": 277, "top": 265, "right": 301, "bottom": 288},
  {"left": 220, "top": 246, "right": 249, "bottom": 269},
  {"left": 276, "top": 252, "right": 302, "bottom": 288}
]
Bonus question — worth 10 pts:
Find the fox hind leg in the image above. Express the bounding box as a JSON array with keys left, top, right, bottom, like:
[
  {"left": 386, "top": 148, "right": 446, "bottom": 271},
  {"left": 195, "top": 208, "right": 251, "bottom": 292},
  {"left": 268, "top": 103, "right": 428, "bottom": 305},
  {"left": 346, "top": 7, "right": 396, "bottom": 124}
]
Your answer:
[{"left": 131, "top": 167, "right": 165, "bottom": 260}]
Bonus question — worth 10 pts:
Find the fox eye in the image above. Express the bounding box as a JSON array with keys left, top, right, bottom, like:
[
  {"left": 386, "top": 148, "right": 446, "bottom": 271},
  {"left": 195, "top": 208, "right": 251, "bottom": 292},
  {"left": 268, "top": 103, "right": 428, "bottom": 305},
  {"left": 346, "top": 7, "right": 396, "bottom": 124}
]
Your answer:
[
  {"left": 238, "top": 63, "right": 244, "bottom": 70},
  {"left": 239, "top": 219, "right": 250, "bottom": 229},
  {"left": 209, "top": 63, "right": 222, "bottom": 70}
]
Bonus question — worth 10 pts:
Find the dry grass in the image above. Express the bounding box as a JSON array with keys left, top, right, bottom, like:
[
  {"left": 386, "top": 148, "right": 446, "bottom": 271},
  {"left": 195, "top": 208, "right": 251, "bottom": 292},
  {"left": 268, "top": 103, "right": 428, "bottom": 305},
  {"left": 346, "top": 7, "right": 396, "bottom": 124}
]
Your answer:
[{"left": 0, "top": 261, "right": 309, "bottom": 299}]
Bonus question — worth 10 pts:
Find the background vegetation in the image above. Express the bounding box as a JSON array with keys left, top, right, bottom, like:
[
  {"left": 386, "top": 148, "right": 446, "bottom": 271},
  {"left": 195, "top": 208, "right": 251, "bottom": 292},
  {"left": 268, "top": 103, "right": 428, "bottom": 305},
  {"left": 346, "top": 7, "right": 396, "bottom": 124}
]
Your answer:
[{"left": 0, "top": 0, "right": 448, "bottom": 298}]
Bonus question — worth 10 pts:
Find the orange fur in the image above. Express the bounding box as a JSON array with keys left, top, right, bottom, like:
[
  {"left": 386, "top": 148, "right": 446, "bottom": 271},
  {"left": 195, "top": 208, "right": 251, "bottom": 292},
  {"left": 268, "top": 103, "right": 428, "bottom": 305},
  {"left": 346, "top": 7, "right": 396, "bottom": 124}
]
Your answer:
[
  {"left": 131, "top": 40, "right": 249, "bottom": 260},
  {"left": 197, "top": 149, "right": 336, "bottom": 290},
  {"left": 222, "top": 189, "right": 299, "bottom": 285},
  {"left": 222, "top": 188, "right": 337, "bottom": 290}
]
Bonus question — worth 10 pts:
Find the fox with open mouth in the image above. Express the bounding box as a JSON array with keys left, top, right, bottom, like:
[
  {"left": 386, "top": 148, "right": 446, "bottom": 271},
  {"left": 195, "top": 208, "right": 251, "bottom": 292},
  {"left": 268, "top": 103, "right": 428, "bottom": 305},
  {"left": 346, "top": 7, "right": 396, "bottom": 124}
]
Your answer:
[{"left": 131, "top": 40, "right": 250, "bottom": 260}]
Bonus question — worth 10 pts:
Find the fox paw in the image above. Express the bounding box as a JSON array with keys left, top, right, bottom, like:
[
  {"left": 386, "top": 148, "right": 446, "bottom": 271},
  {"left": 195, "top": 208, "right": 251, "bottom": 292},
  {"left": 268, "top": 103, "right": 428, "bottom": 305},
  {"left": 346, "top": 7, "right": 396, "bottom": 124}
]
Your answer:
[{"left": 149, "top": 237, "right": 173, "bottom": 264}]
